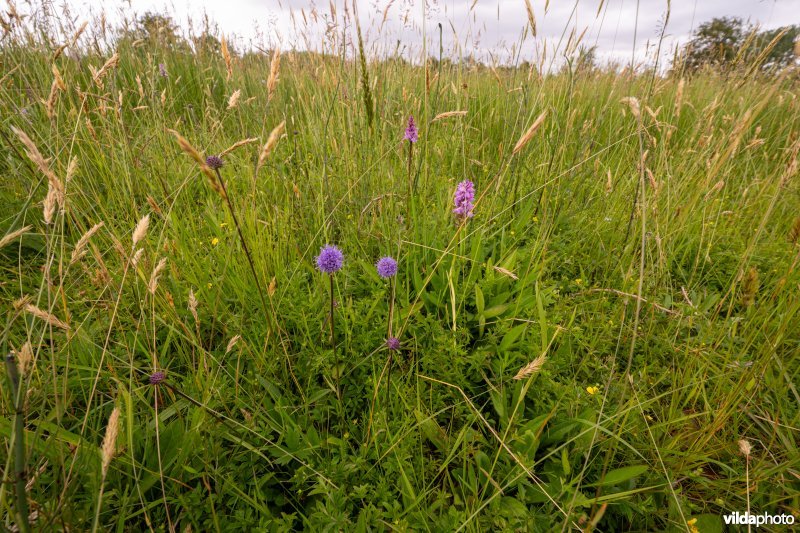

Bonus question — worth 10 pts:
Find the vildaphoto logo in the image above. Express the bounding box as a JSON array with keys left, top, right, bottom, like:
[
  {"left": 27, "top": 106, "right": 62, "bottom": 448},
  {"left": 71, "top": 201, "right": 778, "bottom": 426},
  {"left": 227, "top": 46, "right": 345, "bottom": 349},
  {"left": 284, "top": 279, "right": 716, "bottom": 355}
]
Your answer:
[{"left": 723, "top": 512, "right": 795, "bottom": 527}]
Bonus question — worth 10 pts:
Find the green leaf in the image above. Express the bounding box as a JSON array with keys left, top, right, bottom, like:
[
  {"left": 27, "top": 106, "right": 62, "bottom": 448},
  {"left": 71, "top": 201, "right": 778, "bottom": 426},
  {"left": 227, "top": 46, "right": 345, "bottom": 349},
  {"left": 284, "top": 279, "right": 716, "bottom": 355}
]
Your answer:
[
  {"left": 591, "top": 465, "right": 649, "bottom": 487},
  {"left": 499, "top": 324, "right": 526, "bottom": 352}
]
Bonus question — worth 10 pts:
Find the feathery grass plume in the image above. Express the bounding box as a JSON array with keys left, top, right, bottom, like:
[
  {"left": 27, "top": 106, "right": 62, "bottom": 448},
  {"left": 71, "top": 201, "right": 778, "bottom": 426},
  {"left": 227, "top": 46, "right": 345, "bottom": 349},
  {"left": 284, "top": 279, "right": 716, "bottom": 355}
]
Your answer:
[
  {"left": 354, "top": 6, "right": 374, "bottom": 127},
  {"left": 24, "top": 302, "right": 70, "bottom": 330},
  {"left": 66, "top": 156, "right": 78, "bottom": 182},
  {"left": 70, "top": 222, "right": 104, "bottom": 265},
  {"left": 432, "top": 110, "right": 467, "bottom": 122},
  {"left": 188, "top": 289, "right": 199, "bottom": 324},
  {"left": 148, "top": 257, "right": 168, "bottom": 294},
  {"left": 0, "top": 225, "right": 32, "bottom": 249},
  {"left": 674, "top": 78, "right": 685, "bottom": 117},
  {"left": 738, "top": 438, "right": 752, "bottom": 457},
  {"left": 704, "top": 180, "right": 725, "bottom": 201},
  {"left": 220, "top": 137, "right": 258, "bottom": 157},
  {"left": 43, "top": 184, "right": 58, "bottom": 224},
  {"left": 620, "top": 96, "right": 641, "bottom": 121},
  {"left": 92, "top": 52, "right": 119, "bottom": 88},
  {"left": 11, "top": 126, "right": 64, "bottom": 203},
  {"left": 226, "top": 89, "right": 241, "bottom": 110},
  {"left": 43, "top": 78, "right": 60, "bottom": 118},
  {"left": 15, "top": 342, "right": 33, "bottom": 376},
  {"left": 101, "top": 407, "right": 120, "bottom": 477},
  {"left": 131, "top": 248, "right": 144, "bottom": 267},
  {"left": 779, "top": 138, "right": 800, "bottom": 188},
  {"left": 741, "top": 267, "right": 759, "bottom": 308},
  {"left": 132, "top": 214, "right": 150, "bottom": 246},
  {"left": 256, "top": 121, "right": 286, "bottom": 171},
  {"left": 267, "top": 47, "right": 281, "bottom": 100},
  {"left": 492, "top": 266, "right": 518, "bottom": 280},
  {"left": 225, "top": 335, "right": 241, "bottom": 354},
  {"left": 167, "top": 129, "right": 224, "bottom": 197},
  {"left": 51, "top": 64, "right": 65, "bottom": 90},
  {"left": 513, "top": 353, "right": 546, "bottom": 380},
  {"left": 789, "top": 217, "right": 800, "bottom": 245},
  {"left": 523, "top": 0, "right": 537, "bottom": 36},
  {"left": 512, "top": 110, "right": 547, "bottom": 155},
  {"left": 221, "top": 36, "right": 232, "bottom": 81}
]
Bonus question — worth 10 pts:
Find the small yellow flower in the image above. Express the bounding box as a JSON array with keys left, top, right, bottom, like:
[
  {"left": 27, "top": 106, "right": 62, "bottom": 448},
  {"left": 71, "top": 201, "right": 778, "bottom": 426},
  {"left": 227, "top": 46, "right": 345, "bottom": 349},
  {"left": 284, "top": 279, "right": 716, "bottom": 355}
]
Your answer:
[
  {"left": 687, "top": 518, "right": 699, "bottom": 533},
  {"left": 586, "top": 386, "right": 599, "bottom": 396},
  {"left": 211, "top": 237, "right": 219, "bottom": 246},
  {"left": 575, "top": 278, "right": 583, "bottom": 285},
  {"left": 220, "top": 222, "right": 227, "bottom": 227},
  {"left": 207, "top": 283, "right": 213, "bottom": 289}
]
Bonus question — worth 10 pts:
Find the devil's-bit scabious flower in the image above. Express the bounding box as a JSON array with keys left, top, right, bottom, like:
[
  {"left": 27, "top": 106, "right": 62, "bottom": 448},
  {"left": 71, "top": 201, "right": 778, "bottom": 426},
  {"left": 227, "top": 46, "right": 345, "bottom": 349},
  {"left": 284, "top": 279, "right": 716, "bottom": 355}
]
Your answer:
[
  {"left": 453, "top": 179, "right": 475, "bottom": 219},
  {"left": 206, "top": 155, "right": 223, "bottom": 170},
  {"left": 149, "top": 371, "right": 165, "bottom": 385},
  {"left": 404, "top": 115, "right": 418, "bottom": 143},
  {"left": 316, "top": 245, "right": 344, "bottom": 274},
  {"left": 159, "top": 63, "right": 168, "bottom": 78},
  {"left": 376, "top": 256, "right": 397, "bottom": 278},
  {"left": 386, "top": 337, "right": 400, "bottom": 351}
]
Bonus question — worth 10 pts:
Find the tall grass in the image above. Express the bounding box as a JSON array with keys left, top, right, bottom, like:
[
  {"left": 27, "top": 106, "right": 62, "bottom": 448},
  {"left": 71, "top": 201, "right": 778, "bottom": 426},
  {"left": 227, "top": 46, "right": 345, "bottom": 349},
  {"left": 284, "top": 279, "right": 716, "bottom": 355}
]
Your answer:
[{"left": 1, "top": 2, "right": 798, "bottom": 531}]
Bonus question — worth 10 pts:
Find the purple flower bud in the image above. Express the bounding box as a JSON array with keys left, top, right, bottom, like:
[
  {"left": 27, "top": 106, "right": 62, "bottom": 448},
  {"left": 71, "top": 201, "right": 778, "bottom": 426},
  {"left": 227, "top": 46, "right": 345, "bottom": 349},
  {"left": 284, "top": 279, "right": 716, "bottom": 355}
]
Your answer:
[
  {"left": 159, "top": 63, "right": 168, "bottom": 78},
  {"left": 453, "top": 179, "right": 475, "bottom": 219},
  {"left": 404, "top": 115, "right": 418, "bottom": 143},
  {"left": 386, "top": 337, "right": 400, "bottom": 351},
  {"left": 376, "top": 256, "right": 397, "bottom": 279},
  {"left": 206, "top": 155, "right": 224, "bottom": 170},
  {"left": 149, "top": 371, "right": 165, "bottom": 385},
  {"left": 316, "top": 245, "right": 344, "bottom": 274}
]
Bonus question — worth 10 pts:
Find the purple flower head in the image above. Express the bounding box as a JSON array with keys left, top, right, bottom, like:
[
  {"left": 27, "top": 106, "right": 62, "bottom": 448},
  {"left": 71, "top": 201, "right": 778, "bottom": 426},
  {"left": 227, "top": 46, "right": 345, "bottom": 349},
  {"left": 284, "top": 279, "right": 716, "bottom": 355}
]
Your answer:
[
  {"left": 453, "top": 180, "right": 476, "bottom": 219},
  {"left": 149, "top": 371, "right": 165, "bottom": 385},
  {"left": 376, "top": 256, "right": 397, "bottom": 279},
  {"left": 404, "top": 115, "right": 418, "bottom": 143},
  {"left": 316, "top": 245, "right": 344, "bottom": 274},
  {"left": 206, "top": 155, "right": 224, "bottom": 170},
  {"left": 159, "top": 63, "right": 168, "bottom": 78},
  {"left": 386, "top": 337, "right": 401, "bottom": 351}
]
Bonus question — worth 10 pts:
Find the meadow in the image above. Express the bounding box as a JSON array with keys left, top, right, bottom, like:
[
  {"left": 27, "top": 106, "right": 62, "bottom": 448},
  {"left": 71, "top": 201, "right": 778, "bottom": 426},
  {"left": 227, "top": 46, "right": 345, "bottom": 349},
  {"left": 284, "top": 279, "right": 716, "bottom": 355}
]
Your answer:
[{"left": 1, "top": 4, "right": 799, "bottom": 531}]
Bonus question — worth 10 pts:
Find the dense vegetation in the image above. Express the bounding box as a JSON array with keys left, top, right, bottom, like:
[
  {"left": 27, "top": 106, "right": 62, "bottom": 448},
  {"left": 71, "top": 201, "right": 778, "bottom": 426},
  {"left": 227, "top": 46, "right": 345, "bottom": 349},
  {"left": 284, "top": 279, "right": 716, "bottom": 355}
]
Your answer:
[{"left": 1, "top": 4, "right": 799, "bottom": 531}]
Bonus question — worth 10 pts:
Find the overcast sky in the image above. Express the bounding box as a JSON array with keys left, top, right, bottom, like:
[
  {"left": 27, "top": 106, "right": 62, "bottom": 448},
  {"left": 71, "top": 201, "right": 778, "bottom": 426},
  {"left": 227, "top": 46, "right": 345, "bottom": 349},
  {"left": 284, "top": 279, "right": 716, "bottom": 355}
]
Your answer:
[{"left": 59, "top": 0, "right": 800, "bottom": 67}]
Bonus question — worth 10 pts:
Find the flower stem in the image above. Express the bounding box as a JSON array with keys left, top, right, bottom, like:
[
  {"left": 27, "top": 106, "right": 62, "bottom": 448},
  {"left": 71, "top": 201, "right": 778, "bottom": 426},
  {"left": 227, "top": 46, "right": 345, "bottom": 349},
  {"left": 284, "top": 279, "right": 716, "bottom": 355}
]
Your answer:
[
  {"left": 407, "top": 141, "right": 413, "bottom": 221},
  {"left": 330, "top": 274, "right": 340, "bottom": 400},
  {"left": 5, "top": 353, "right": 30, "bottom": 533}
]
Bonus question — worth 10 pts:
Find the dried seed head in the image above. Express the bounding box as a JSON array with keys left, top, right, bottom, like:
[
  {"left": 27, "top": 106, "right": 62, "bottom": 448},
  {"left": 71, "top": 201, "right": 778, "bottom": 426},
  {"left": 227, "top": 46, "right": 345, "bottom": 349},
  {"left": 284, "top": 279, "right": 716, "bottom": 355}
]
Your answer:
[
  {"left": 267, "top": 47, "right": 281, "bottom": 100},
  {"left": 131, "top": 248, "right": 144, "bottom": 267},
  {"left": 92, "top": 52, "right": 120, "bottom": 88},
  {"left": 66, "top": 157, "right": 78, "bottom": 182},
  {"left": 432, "top": 110, "right": 467, "bottom": 122},
  {"left": 220, "top": 137, "right": 259, "bottom": 157},
  {"left": 188, "top": 289, "right": 199, "bottom": 324},
  {"left": 0, "top": 225, "right": 33, "bottom": 249},
  {"left": 24, "top": 303, "right": 70, "bottom": 330},
  {"left": 225, "top": 335, "right": 241, "bottom": 354},
  {"left": 132, "top": 214, "right": 150, "bottom": 246},
  {"left": 226, "top": 89, "right": 241, "bottom": 110},
  {"left": 512, "top": 110, "right": 547, "bottom": 155},
  {"left": 789, "top": 216, "right": 800, "bottom": 245},
  {"left": 70, "top": 222, "right": 104, "bottom": 265},
  {"left": 257, "top": 121, "right": 286, "bottom": 170},
  {"left": 221, "top": 36, "right": 232, "bottom": 80},
  {"left": 620, "top": 96, "right": 641, "bottom": 121},
  {"left": 12, "top": 126, "right": 64, "bottom": 203},
  {"left": 16, "top": 342, "right": 33, "bottom": 376},
  {"left": 101, "top": 407, "right": 120, "bottom": 477},
  {"left": 43, "top": 184, "right": 58, "bottom": 224},
  {"left": 513, "top": 353, "right": 546, "bottom": 380},
  {"left": 168, "top": 129, "right": 225, "bottom": 197},
  {"left": 738, "top": 438, "right": 752, "bottom": 457},
  {"left": 741, "top": 267, "right": 759, "bottom": 308},
  {"left": 148, "top": 257, "right": 168, "bottom": 294}
]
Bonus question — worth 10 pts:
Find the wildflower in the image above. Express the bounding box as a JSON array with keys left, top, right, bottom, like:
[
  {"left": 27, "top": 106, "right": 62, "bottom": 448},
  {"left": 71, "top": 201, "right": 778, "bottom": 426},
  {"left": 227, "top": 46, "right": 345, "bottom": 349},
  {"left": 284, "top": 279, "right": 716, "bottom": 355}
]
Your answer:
[
  {"left": 687, "top": 518, "right": 699, "bottom": 533},
  {"left": 211, "top": 237, "right": 219, "bottom": 246},
  {"left": 158, "top": 63, "right": 167, "bottom": 78},
  {"left": 206, "top": 155, "right": 223, "bottom": 170},
  {"left": 453, "top": 179, "right": 475, "bottom": 219},
  {"left": 149, "top": 371, "right": 165, "bottom": 385},
  {"left": 386, "top": 337, "right": 400, "bottom": 351},
  {"left": 376, "top": 256, "right": 397, "bottom": 278},
  {"left": 403, "top": 115, "right": 418, "bottom": 143},
  {"left": 586, "top": 386, "right": 599, "bottom": 395},
  {"left": 316, "top": 245, "right": 344, "bottom": 274}
]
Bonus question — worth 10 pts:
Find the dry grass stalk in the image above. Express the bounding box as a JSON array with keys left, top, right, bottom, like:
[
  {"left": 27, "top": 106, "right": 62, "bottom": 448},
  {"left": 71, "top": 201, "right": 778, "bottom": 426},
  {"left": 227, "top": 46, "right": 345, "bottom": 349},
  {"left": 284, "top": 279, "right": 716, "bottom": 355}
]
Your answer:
[
  {"left": 24, "top": 303, "right": 70, "bottom": 330},
  {"left": 227, "top": 89, "right": 241, "bottom": 110},
  {"left": 167, "top": 129, "right": 224, "bottom": 197},
  {"left": 15, "top": 342, "right": 33, "bottom": 376},
  {"left": 704, "top": 180, "right": 725, "bottom": 201},
  {"left": 148, "top": 257, "right": 168, "bottom": 294},
  {"left": 0, "top": 225, "right": 32, "bottom": 249},
  {"left": 523, "top": 0, "right": 537, "bottom": 36},
  {"left": 221, "top": 36, "right": 232, "bottom": 80},
  {"left": 43, "top": 184, "right": 58, "bottom": 224},
  {"left": 492, "top": 266, "right": 518, "bottom": 280},
  {"left": 220, "top": 137, "right": 259, "bottom": 157},
  {"left": 512, "top": 110, "right": 547, "bottom": 155},
  {"left": 11, "top": 126, "right": 64, "bottom": 203},
  {"left": 432, "top": 110, "right": 467, "bottom": 122},
  {"left": 267, "top": 47, "right": 281, "bottom": 100},
  {"left": 70, "top": 222, "right": 104, "bottom": 265},
  {"left": 51, "top": 64, "right": 65, "bottom": 90},
  {"left": 620, "top": 96, "right": 641, "bottom": 121},
  {"left": 674, "top": 78, "right": 685, "bottom": 117},
  {"left": 66, "top": 156, "right": 78, "bottom": 182},
  {"left": 738, "top": 438, "right": 752, "bottom": 457},
  {"left": 132, "top": 214, "right": 150, "bottom": 246},
  {"left": 790, "top": 217, "right": 800, "bottom": 245},
  {"left": 101, "top": 407, "right": 120, "bottom": 477},
  {"left": 513, "top": 353, "right": 546, "bottom": 380},
  {"left": 257, "top": 121, "right": 286, "bottom": 170},
  {"left": 131, "top": 248, "right": 144, "bottom": 267},
  {"left": 92, "top": 52, "right": 119, "bottom": 88}
]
